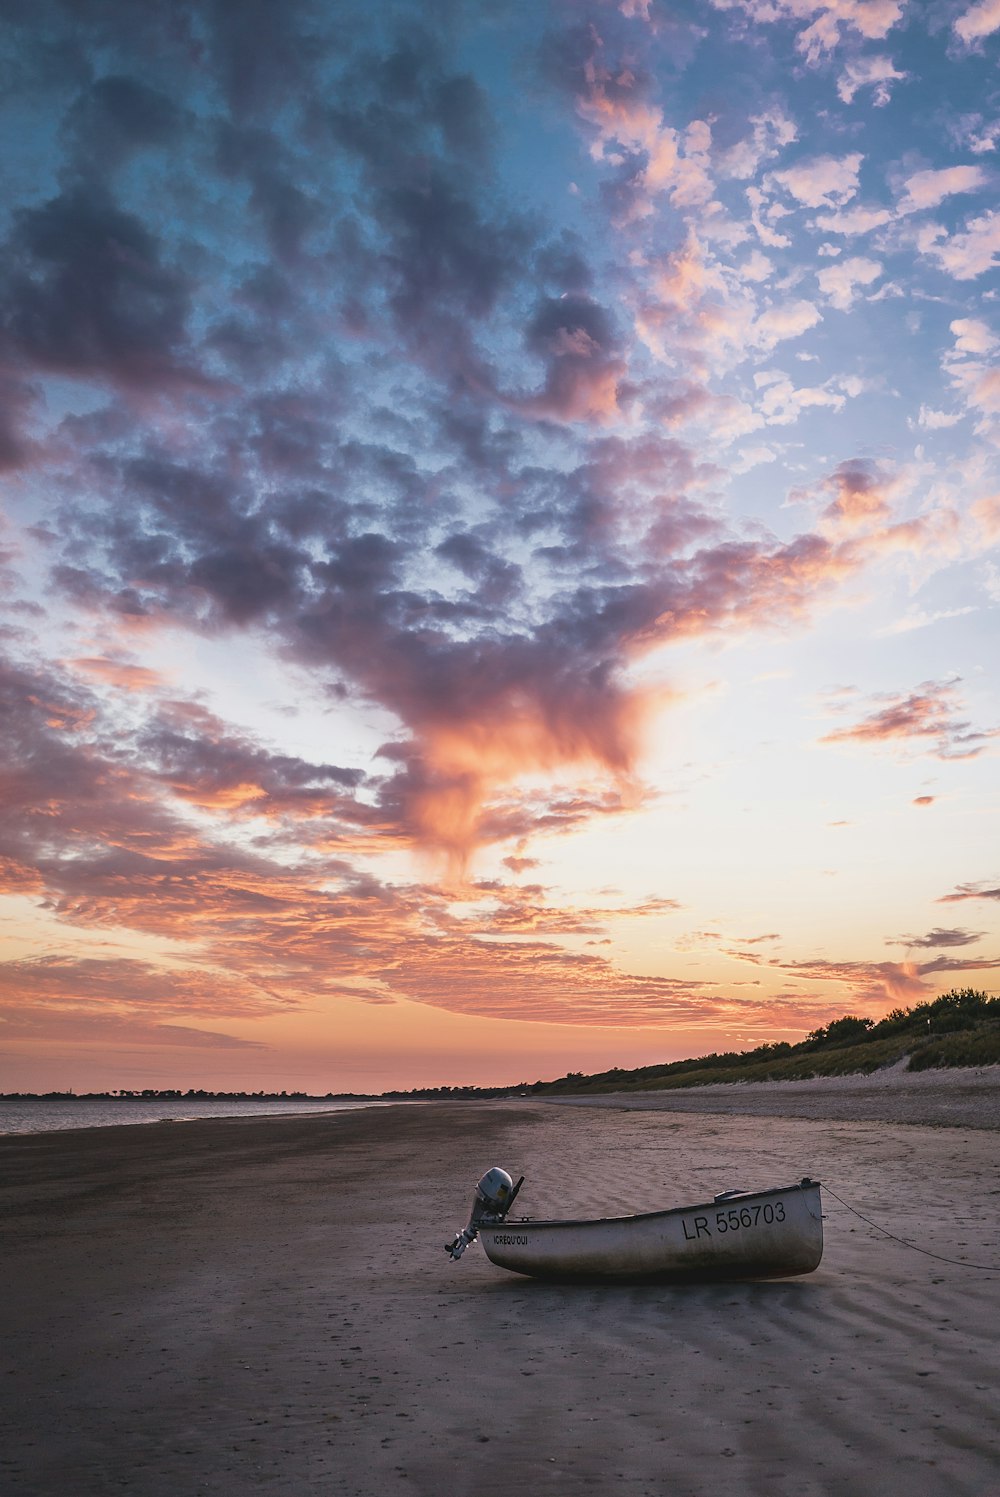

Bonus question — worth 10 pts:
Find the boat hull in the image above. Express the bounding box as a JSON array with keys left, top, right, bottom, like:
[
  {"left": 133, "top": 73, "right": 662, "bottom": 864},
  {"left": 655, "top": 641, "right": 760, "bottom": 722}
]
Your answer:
[{"left": 478, "top": 1182, "right": 823, "bottom": 1282}]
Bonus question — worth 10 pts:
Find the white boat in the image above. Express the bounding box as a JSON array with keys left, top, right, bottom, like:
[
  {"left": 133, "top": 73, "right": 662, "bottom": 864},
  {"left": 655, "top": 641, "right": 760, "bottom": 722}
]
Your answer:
[{"left": 447, "top": 1170, "right": 823, "bottom": 1282}]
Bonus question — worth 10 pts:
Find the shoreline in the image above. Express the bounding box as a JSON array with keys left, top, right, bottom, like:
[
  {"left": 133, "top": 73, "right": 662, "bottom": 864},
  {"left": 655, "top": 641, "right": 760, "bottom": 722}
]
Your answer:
[
  {"left": 0, "top": 1095, "right": 406, "bottom": 1138},
  {"left": 5, "top": 1063, "right": 1000, "bottom": 1141}
]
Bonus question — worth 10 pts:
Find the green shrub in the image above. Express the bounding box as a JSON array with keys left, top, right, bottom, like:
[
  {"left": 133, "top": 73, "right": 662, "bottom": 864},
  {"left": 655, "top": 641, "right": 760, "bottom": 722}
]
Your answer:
[{"left": 907, "top": 1025, "right": 1000, "bottom": 1071}]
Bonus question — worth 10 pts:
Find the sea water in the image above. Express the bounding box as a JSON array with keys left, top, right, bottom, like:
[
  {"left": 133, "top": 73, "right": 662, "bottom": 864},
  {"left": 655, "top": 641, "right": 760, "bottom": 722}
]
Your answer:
[{"left": 0, "top": 1096, "right": 390, "bottom": 1136}]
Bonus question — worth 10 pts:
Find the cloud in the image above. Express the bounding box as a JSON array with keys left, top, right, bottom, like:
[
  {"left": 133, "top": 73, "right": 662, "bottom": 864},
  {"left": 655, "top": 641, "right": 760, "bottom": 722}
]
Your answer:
[
  {"left": 877, "top": 604, "right": 977, "bottom": 634},
  {"left": 717, "top": 109, "right": 798, "bottom": 181},
  {"left": 542, "top": 19, "right": 687, "bottom": 223},
  {"left": 774, "top": 952, "right": 1000, "bottom": 1007},
  {"left": 364, "top": 930, "right": 805, "bottom": 1026},
  {"left": 954, "top": 0, "right": 1000, "bottom": 44},
  {"left": 752, "top": 300, "right": 824, "bottom": 347},
  {"left": 973, "top": 501, "right": 1000, "bottom": 555},
  {"left": 790, "top": 457, "right": 901, "bottom": 530},
  {"left": 37, "top": 369, "right": 891, "bottom": 868},
  {"left": 938, "top": 881, "right": 1000, "bottom": 903},
  {"left": 837, "top": 54, "right": 906, "bottom": 106},
  {"left": 897, "top": 165, "right": 989, "bottom": 215},
  {"left": 520, "top": 293, "right": 627, "bottom": 422},
  {"left": 60, "top": 73, "right": 186, "bottom": 175},
  {"left": 772, "top": 153, "right": 864, "bottom": 209},
  {"left": 951, "top": 319, "right": 998, "bottom": 356},
  {"left": 457, "top": 884, "right": 682, "bottom": 939},
  {"left": 0, "top": 371, "right": 39, "bottom": 471},
  {"left": 0, "top": 189, "right": 204, "bottom": 391},
  {"left": 1, "top": 0, "right": 997, "bottom": 1070},
  {"left": 774, "top": 957, "right": 929, "bottom": 1007},
  {"left": 816, "top": 255, "right": 882, "bottom": 310},
  {"left": 0, "top": 955, "right": 289, "bottom": 1023},
  {"left": 916, "top": 406, "right": 962, "bottom": 430},
  {"left": 821, "top": 678, "right": 999, "bottom": 759},
  {"left": 1, "top": 1008, "right": 266, "bottom": 1051},
  {"left": 950, "top": 114, "right": 1000, "bottom": 155},
  {"left": 753, "top": 370, "right": 845, "bottom": 425},
  {"left": 747, "top": 186, "right": 793, "bottom": 248},
  {"left": 919, "top": 210, "right": 1000, "bottom": 280},
  {"left": 708, "top": 0, "right": 904, "bottom": 64},
  {"left": 70, "top": 656, "right": 170, "bottom": 693},
  {"left": 943, "top": 319, "right": 1000, "bottom": 435},
  {"left": 0, "top": 635, "right": 992, "bottom": 1042},
  {"left": 810, "top": 204, "right": 892, "bottom": 235},
  {"left": 889, "top": 927, "right": 985, "bottom": 948}
]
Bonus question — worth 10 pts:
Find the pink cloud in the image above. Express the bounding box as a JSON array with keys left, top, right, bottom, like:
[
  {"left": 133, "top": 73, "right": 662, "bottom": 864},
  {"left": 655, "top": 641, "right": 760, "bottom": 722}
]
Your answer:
[
  {"left": 821, "top": 678, "right": 999, "bottom": 759},
  {"left": 970, "top": 494, "right": 1000, "bottom": 544},
  {"left": 951, "top": 318, "right": 997, "bottom": 356},
  {"left": 754, "top": 371, "right": 844, "bottom": 425},
  {"left": 709, "top": 0, "right": 904, "bottom": 63},
  {"left": 816, "top": 255, "right": 882, "bottom": 310},
  {"left": 753, "top": 299, "right": 823, "bottom": 347},
  {"left": 718, "top": 109, "right": 798, "bottom": 181},
  {"left": 518, "top": 293, "right": 628, "bottom": 423},
  {"left": 69, "top": 656, "right": 170, "bottom": 692},
  {"left": 790, "top": 457, "right": 901, "bottom": 532},
  {"left": 776, "top": 953, "right": 1000, "bottom": 1007},
  {"left": 954, "top": 0, "right": 1000, "bottom": 43},
  {"left": 938, "top": 881, "right": 1000, "bottom": 904},
  {"left": 772, "top": 152, "right": 864, "bottom": 209},
  {"left": 747, "top": 186, "right": 793, "bottom": 248},
  {"left": 920, "top": 210, "right": 1000, "bottom": 279},
  {"left": 810, "top": 204, "right": 893, "bottom": 235},
  {"left": 942, "top": 320, "right": 1000, "bottom": 435},
  {"left": 837, "top": 53, "right": 906, "bottom": 105},
  {"left": 897, "top": 165, "right": 989, "bottom": 215},
  {"left": 0, "top": 954, "right": 289, "bottom": 1019}
]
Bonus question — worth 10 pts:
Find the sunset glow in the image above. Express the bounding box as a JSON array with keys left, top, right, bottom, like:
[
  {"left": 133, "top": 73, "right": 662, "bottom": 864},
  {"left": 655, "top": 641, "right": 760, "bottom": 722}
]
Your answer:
[{"left": 1, "top": 0, "right": 998, "bottom": 1093}]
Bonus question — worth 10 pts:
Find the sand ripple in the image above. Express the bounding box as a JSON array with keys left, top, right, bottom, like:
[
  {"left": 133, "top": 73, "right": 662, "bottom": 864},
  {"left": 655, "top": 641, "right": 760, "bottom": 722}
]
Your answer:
[{"left": 2, "top": 1101, "right": 998, "bottom": 1496}]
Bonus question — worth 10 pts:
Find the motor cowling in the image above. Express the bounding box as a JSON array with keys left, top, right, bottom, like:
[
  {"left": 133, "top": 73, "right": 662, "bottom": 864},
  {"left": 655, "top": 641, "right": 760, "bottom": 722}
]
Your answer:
[
  {"left": 474, "top": 1167, "right": 514, "bottom": 1217},
  {"left": 446, "top": 1165, "right": 523, "bottom": 1261}
]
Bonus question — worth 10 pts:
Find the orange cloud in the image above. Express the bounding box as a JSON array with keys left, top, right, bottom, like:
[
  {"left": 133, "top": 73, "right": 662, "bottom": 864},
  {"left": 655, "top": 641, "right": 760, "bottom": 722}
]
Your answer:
[
  {"left": 69, "top": 656, "right": 169, "bottom": 692},
  {"left": 791, "top": 458, "right": 904, "bottom": 534},
  {"left": 400, "top": 685, "right": 655, "bottom": 868}
]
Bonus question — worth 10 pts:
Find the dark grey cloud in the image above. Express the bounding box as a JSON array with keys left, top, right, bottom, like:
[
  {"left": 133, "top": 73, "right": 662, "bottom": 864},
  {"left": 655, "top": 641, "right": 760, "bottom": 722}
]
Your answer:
[
  {"left": 890, "top": 927, "right": 986, "bottom": 949},
  {"left": 60, "top": 74, "right": 185, "bottom": 172},
  {"left": 0, "top": 189, "right": 198, "bottom": 388},
  {"left": 214, "top": 121, "right": 323, "bottom": 265}
]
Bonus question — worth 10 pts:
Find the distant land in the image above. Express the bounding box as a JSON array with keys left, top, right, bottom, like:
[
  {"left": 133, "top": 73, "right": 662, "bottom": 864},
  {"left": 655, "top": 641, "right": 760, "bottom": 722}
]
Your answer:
[
  {"left": 0, "top": 1088, "right": 377, "bottom": 1102},
  {"left": 5, "top": 989, "right": 998, "bottom": 1105}
]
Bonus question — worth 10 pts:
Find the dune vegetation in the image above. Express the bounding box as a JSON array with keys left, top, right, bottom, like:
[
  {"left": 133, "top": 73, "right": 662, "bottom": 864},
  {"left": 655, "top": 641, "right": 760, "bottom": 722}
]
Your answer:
[{"left": 527, "top": 989, "right": 1000, "bottom": 1095}]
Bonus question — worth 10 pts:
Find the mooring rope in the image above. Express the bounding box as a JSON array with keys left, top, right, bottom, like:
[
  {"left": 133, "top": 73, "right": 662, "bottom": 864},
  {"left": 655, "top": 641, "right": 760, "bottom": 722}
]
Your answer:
[{"left": 824, "top": 1185, "right": 1000, "bottom": 1273}]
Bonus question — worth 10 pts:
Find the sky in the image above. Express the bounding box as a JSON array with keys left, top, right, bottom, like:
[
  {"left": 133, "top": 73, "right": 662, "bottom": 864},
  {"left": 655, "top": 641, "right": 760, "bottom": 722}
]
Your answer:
[{"left": 1, "top": 0, "right": 998, "bottom": 1095}]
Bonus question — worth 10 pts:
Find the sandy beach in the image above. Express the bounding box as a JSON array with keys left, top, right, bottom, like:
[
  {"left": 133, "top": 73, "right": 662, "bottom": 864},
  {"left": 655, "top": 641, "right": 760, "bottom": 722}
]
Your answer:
[{"left": 2, "top": 1073, "right": 999, "bottom": 1496}]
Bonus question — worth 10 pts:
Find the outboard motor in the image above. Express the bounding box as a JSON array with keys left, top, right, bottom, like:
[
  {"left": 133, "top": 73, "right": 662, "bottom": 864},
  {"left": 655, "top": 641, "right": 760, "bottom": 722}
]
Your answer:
[{"left": 446, "top": 1166, "right": 524, "bottom": 1261}]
